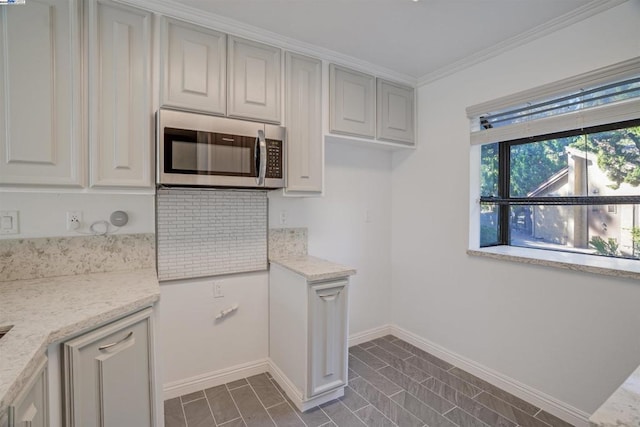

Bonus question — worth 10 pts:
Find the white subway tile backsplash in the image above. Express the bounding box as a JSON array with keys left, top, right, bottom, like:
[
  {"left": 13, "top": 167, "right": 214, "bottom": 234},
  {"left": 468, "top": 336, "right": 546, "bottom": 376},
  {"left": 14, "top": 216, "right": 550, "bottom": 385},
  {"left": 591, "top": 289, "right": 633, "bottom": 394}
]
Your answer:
[{"left": 156, "top": 189, "right": 267, "bottom": 281}]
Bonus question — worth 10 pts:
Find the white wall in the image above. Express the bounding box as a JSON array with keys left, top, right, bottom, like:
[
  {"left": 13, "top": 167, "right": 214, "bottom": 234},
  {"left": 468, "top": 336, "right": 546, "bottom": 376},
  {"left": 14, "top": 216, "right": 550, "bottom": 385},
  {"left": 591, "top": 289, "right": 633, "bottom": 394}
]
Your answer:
[
  {"left": 391, "top": 0, "right": 640, "bottom": 415},
  {"left": 158, "top": 271, "right": 269, "bottom": 386},
  {"left": 0, "top": 192, "right": 155, "bottom": 238},
  {"left": 269, "top": 139, "right": 393, "bottom": 336}
]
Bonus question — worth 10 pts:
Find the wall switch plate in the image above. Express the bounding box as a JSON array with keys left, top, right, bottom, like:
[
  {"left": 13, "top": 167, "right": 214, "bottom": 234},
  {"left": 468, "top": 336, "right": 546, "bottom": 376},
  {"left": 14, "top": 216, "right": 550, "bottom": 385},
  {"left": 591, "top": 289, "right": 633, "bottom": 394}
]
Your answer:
[{"left": 0, "top": 211, "right": 19, "bottom": 234}]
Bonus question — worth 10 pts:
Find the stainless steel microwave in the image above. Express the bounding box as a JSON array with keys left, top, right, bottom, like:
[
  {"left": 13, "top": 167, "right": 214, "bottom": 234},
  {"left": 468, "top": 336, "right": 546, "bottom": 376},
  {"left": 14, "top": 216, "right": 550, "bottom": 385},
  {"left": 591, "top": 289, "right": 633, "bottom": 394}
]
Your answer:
[{"left": 157, "top": 108, "right": 285, "bottom": 189}]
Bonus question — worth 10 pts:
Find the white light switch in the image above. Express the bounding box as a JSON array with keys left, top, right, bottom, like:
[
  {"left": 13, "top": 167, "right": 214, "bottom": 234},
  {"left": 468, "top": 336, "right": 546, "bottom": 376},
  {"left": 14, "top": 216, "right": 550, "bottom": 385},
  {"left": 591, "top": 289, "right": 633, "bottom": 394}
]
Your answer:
[{"left": 0, "top": 211, "right": 19, "bottom": 234}]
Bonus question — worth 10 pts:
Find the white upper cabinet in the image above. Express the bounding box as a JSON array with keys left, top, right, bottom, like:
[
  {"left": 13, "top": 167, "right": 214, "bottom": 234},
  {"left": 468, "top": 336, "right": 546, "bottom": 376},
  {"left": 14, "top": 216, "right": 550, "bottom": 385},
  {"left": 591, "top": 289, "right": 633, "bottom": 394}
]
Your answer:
[
  {"left": 88, "top": 0, "right": 153, "bottom": 188},
  {"left": 377, "top": 79, "right": 415, "bottom": 144},
  {"left": 228, "top": 36, "right": 281, "bottom": 124},
  {"left": 329, "top": 64, "right": 376, "bottom": 139},
  {"left": 0, "top": 0, "right": 82, "bottom": 186},
  {"left": 285, "top": 52, "right": 322, "bottom": 194},
  {"left": 161, "top": 18, "right": 226, "bottom": 115}
]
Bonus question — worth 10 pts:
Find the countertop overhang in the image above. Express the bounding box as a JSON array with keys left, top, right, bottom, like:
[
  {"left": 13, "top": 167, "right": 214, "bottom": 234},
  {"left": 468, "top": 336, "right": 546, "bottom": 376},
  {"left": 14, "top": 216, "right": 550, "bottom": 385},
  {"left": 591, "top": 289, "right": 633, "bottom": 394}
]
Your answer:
[
  {"left": 0, "top": 268, "right": 160, "bottom": 417},
  {"left": 269, "top": 255, "right": 356, "bottom": 281}
]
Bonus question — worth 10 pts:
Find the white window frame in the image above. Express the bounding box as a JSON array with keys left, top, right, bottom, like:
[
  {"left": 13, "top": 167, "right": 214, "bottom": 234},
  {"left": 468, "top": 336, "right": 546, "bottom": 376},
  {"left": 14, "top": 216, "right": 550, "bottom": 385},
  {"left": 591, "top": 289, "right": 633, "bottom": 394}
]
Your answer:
[{"left": 467, "top": 57, "right": 640, "bottom": 279}]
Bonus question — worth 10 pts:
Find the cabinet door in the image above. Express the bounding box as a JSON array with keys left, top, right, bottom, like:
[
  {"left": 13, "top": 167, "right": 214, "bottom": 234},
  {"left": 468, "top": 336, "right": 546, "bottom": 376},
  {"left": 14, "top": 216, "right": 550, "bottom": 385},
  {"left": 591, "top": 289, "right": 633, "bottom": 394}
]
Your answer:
[
  {"left": 161, "top": 18, "right": 226, "bottom": 115},
  {"left": 63, "top": 309, "right": 154, "bottom": 427},
  {"left": 88, "top": 0, "right": 152, "bottom": 188},
  {"left": 377, "top": 79, "right": 415, "bottom": 145},
  {"left": 308, "top": 280, "right": 348, "bottom": 397},
  {"left": 329, "top": 65, "right": 375, "bottom": 139},
  {"left": 0, "top": 0, "right": 82, "bottom": 186},
  {"left": 8, "top": 356, "right": 48, "bottom": 427},
  {"left": 285, "top": 52, "right": 322, "bottom": 193},
  {"left": 228, "top": 36, "right": 281, "bottom": 124}
]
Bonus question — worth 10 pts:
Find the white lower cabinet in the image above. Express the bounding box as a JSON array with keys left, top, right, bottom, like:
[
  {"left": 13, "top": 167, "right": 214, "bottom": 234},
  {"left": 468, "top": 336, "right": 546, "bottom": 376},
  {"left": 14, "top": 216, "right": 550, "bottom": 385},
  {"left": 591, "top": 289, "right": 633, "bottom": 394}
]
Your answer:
[
  {"left": 62, "top": 308, "right": 154, "bottom": 427},
  {"left": 7, "top": 356, "right": 49, "bottom": 427},
  {"left": 269, "top": 264, "right": 349, "bottom": 412}
]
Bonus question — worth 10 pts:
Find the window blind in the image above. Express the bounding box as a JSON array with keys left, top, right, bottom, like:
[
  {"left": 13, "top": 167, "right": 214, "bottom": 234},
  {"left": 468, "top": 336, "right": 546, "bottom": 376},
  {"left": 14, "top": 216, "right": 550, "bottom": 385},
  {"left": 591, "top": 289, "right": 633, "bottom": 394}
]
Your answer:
[{"left": 467, "top": 57, "right": 640, "bottom": 146}]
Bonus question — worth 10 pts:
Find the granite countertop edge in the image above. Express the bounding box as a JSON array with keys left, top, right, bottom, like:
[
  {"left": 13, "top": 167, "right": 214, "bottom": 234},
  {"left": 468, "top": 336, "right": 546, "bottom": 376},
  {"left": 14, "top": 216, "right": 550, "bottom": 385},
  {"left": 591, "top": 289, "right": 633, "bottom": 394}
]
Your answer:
[
  {"left": 269, "top": 255, "right": 356, "bottom": 281},
  {"left": 0, "top": 268, "right": 160, "bottom": 418}
]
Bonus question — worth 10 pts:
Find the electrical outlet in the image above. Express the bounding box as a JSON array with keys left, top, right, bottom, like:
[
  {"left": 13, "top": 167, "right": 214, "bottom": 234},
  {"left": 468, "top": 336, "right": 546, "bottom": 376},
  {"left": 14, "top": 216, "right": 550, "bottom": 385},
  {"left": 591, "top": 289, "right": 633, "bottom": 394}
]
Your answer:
[
  {"left": 213, "top": 282, "right": 224, "bottom": 298},
  {"left": 279, "top": 210, "right": 287, "bottom": 225},
  {"left": 66, "top": 211, "right": 82, "bottom": 230}
]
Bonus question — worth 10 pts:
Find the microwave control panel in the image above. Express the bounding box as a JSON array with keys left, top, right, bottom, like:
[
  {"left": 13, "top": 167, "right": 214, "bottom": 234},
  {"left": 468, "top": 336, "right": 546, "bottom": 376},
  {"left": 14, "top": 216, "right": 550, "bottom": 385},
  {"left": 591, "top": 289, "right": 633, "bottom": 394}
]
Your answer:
[{"left": 266, "top": 140, "right": 283, "bottom": 179}]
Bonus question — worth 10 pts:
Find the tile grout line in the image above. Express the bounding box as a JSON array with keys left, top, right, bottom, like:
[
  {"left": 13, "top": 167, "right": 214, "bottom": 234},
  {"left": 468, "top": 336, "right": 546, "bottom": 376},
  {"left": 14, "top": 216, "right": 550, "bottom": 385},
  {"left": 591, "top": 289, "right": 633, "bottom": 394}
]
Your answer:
[
  {"left": 226, "top": 383, "right": 250, "bottom": 427},
  {"left": 201, "top": 388, "right": 219, "bottom": 427},
  {"left": 218, "top": 417, "right": 242, "bottom": 427},
  {"left": 178, "top": 395, "right": 190, "bottom": 427},
  {"left": 246, "top": 377, "right": 279, "bottom": 426},
  {"left": 266, "top": 375, "right": 309, "bottom": 427},
  {"left": 361, "top": 339, "right": 548, "bottom": 427}
]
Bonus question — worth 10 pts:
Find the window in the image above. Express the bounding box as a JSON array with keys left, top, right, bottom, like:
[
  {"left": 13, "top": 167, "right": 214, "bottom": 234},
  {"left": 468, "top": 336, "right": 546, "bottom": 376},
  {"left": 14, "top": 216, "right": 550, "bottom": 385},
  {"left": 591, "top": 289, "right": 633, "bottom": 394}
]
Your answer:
[
  {"left": 468, "top": 58, "right": 640, "bottom": 263},
  {"left": 480, "top": 121, "right": 640, "bottom": 259}
]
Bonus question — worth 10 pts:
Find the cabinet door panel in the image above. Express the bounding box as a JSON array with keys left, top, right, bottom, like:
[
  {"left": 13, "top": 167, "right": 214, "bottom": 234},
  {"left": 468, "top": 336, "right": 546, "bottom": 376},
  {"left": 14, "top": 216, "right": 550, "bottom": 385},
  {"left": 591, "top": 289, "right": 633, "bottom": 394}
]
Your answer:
[
  {"left": 308, "top": 281, "right": 348, "bottom": 397},
  {"left": 377, "top": 79, "right": 414, "bottom": 144},
  {"left": 89, "top": 0, "right": 152, "bottom": 188},
  {"left": 228, "top": 36, "right": 281, "bottom": 123},
  {"left": 285, "top": 52, "right": 322, "bottom": 193},
  {"left": 0, "top": 0, "right": 81, "bottom": 186},
  {"left": 329, "top": 65, "right": 375, "bottom": 138},
  {"left": 162, "top": 18, "right": 226, "bottom": 114},
  {"left": 64, "top": 309, "right": 153, "bottom": 427}
]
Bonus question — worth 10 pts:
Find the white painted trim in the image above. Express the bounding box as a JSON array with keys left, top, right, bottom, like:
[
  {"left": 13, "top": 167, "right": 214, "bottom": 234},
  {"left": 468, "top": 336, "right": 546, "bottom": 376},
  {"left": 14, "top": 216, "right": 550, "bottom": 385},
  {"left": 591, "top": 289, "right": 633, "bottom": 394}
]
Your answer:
[
  {"left": 418, "top": 0, "right": 630, "bottom": 86},
  {"left": 162, "top": 324, "right": 589, "bottom": 427},
  {"left": 162, "top": 358, "right": 269, "bottom": 400},
  {"left": 110, "top": 0, "right": 417, "bottom": 86},
  {"left": 348, "top": 324, "right": 393, "bottom": 347},
  {"left": 389, "top": 325, "right": 591, "bottom": 427},
  {"left": 267, "top": 358, "right": 344, "bottom": 412}
]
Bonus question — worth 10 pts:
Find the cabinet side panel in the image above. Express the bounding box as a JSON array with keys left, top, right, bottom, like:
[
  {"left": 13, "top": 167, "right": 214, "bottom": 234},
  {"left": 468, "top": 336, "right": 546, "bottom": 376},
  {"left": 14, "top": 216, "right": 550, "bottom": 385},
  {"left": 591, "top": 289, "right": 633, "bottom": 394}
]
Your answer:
[
  {"left": 308, "top": 280, "right": 348, "bottom": 397},
  {"left": 269, "top": 264, "right": 308, "bottom": 395}
]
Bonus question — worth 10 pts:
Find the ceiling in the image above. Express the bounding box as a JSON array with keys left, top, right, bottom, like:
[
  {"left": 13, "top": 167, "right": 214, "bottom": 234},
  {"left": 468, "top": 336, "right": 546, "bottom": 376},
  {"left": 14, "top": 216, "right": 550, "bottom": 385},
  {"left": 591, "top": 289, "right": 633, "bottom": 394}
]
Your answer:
[{"left": 172, "top": 0, "right": 598, "bottom": 81}]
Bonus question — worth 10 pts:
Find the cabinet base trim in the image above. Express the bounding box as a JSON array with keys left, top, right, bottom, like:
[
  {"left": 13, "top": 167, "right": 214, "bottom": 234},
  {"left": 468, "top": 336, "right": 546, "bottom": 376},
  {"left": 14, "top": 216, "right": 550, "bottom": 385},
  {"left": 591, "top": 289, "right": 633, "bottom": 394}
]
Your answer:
[
  {"left": 267, "top": 359, "right": 344, "bottom": 412},
  {"left": 163, "top": 358, "right": 269, "bottom": 400}
]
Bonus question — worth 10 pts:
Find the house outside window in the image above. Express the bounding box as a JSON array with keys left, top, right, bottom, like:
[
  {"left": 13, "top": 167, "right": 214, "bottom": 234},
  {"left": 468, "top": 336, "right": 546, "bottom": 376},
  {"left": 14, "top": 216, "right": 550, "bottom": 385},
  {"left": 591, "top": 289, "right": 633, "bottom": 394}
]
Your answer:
[{"left": 468, "top": 58, "right": 640, "bottom": 266}]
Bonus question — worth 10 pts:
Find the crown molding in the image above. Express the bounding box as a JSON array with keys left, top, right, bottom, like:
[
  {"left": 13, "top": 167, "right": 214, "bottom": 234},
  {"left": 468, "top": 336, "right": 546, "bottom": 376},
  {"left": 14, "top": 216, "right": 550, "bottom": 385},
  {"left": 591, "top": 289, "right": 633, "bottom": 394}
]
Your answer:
[
  {"left": 417, "top": 0, "right": 631, "bottom": 87},
  {"left": 113, "top": 0, "right": 418, "bottom": 86}
]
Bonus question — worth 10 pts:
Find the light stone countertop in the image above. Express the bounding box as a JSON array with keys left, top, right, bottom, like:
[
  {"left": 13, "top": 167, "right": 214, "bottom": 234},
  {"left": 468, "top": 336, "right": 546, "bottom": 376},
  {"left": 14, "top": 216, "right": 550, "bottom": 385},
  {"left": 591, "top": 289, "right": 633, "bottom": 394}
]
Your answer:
[
  {"left": 270, "top": 255, "right": 356, "bottom": 282},
  {"left": 0, "top": 268, "right": 160, "bottom": 418},
  {"left": 590, "top": 365, "right": 640, "bottom": 427}
]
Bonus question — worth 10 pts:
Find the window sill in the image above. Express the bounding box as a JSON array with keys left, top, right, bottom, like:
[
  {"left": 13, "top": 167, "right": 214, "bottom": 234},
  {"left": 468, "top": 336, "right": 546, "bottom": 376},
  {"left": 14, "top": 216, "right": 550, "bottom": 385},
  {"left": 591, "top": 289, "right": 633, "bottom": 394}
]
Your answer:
[{"left": 467, "top": 246, "right": 640, "bottom": 281}]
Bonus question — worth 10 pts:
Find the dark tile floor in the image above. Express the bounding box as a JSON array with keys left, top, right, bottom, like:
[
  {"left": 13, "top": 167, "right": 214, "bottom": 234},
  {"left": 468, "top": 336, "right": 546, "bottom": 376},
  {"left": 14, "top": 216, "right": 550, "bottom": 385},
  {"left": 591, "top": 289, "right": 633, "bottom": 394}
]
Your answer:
[{"left": 164, "top": 335, "right": 575, "bottom": 427}]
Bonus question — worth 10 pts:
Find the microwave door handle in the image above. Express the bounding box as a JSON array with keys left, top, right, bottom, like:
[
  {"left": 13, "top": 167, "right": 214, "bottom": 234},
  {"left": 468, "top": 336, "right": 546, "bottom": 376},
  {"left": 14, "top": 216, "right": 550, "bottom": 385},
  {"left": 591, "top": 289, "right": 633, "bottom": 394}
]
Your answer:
[{"left": 256, "top": 129, "right": 267, "bottom": 186}]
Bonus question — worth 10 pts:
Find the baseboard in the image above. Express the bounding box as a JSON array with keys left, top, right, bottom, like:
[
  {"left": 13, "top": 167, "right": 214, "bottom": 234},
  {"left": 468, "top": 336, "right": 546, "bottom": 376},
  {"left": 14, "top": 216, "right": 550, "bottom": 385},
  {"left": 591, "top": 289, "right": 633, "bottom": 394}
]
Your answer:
[
  {"left": 267, "top": 358, "right": 344, "bottom": 412},
  {"left": 389, "top": 325, "right": 591, "bottom": 427},
  {"left": 163, "top": 358, "right": 269, "bottom": 400},
  {"left": 348, "top": 324, "right": 393, "bottom": 347}
]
